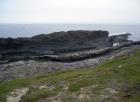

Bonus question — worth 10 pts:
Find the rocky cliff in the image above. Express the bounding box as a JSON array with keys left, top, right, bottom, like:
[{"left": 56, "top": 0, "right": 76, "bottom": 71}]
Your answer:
[
  {"left": 0, "top": 30, "right": 133, "bottom": 63},
  {"left": 0, "top": 30, "right": 111, "bottom": 62},
  {"left": 0, "top": 30, "right": 110, "bottom": 52}
]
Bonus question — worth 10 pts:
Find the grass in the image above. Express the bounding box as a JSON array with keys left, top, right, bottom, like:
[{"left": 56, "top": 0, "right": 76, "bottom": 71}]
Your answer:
[{"left": 0, "top": 50, "right": 140, "bottom": 102}]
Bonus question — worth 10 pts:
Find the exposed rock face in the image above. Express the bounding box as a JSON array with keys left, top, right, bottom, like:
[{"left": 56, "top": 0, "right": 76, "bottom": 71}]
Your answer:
[
  {"left": 0, "top": 30, "right": 111, "bottom": 62},
  {"left": 0, "top": 30, "right": 133, "bottom": 63},
  {"left": 0, "top": 30, "right": 134, "bottom": 63},
  {"left": 0, "top": 30, "right": 110, "bottom": 52},
  {"left": 30, "top": 41, "right": 140, "bottom": 62},
  {"left": 0, "top": 44, "right": 140, "bottom": 82},
  {"left": 0, "top": 30, "right": 137, "bottom": 82},
  {"left": 109, "top": 33, "right": 132, "bottom": 44},
  {"left": 31, "top": 30, "right": 111, "bottom": 52}
]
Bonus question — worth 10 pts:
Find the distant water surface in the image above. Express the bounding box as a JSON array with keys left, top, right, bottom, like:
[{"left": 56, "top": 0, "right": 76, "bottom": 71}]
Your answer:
[{"left": 0, "top": 24, "right": 140, "bottom": 41}]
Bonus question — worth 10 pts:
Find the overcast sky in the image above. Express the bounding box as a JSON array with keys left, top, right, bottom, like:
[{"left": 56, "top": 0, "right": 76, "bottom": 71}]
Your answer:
[{"left": 0, "top": 0, "right": 140, "bottom": 24}]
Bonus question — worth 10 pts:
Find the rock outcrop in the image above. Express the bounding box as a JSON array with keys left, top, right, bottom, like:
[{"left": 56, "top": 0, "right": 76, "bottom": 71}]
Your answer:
[
  {"left": 0, "top": 30, "right": 133, "bottom": 63},
  {"left": 0, "top": 43, "right": 140, "bottom": 82},
  {"left": 0, "top": 30, "right": 134, "bottom": 63},
  {"left": 0, "top": 30, "right": 110, "bottom": 52},
  {"left": 0, "top": 30, "right": 138, "bottom": 82},
  {"left": 30, "top": 41, "right": 140, "bottom": 62},
  {"left": 0, "top": 30, "right": 111, "bottom": 62},
  {"left": 109, "top": 33, "right": 132, "bottom": 44}
]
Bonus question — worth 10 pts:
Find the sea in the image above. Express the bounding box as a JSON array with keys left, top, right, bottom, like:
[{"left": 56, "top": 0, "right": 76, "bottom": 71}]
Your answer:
[{"left": 0, "top": 24, "right": 140, "bottom": 41}]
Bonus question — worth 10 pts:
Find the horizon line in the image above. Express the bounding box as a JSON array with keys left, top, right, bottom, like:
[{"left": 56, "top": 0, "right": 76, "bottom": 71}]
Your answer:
[{"left": 0, "top": 22, "right": 140, "bottom": 25}]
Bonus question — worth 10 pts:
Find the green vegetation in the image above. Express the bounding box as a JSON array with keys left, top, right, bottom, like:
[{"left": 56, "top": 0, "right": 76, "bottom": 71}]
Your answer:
[{"left": 0, "top": 50, "right": 140, "bottom": 102}]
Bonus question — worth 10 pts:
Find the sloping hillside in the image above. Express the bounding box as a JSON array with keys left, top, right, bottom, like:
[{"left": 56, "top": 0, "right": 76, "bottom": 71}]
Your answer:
[{"left": 0, "top": 49, "right": 140, "bottom": 102}]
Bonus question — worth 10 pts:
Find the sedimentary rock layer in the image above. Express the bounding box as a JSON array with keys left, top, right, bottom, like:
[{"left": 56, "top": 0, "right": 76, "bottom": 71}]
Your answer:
[{"left": 0, "top": 30, "right": 131, "bottom": 63}]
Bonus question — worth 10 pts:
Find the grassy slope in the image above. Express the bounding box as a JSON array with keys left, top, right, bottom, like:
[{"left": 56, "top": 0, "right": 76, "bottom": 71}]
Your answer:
[{"left": 0, "top": 50, "right": 140, "bottom": 102}]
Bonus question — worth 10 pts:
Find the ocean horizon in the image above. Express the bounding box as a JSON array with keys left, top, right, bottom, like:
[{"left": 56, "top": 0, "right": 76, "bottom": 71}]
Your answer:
[{"left": 0, "top": 24, "right": 140, "bottom": 41}]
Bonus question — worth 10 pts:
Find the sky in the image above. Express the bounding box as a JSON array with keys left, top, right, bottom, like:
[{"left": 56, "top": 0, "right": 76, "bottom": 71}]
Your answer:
[{"left": 0, "top": 0, "right": 140, "bottom": 24}]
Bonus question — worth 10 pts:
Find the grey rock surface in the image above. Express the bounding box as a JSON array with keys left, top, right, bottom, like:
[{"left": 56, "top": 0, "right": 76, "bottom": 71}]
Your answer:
[
  {"left": 0, "top": 44, "right": 140, "bottom": 82},
  {"left": 0, "top": 30, "right": 136, "bottom": 82},
  {"left": 0, "top": 30, "right": 131, "bottom": 63}
]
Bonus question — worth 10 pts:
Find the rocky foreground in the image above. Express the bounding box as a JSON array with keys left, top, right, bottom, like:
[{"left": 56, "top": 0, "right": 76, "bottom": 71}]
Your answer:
[
  {"left": 0, "top": 46, "right": 140, "bottom": 102},
  {"left": 0, "top": 30, "right": 139, "bottom": 82}
]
